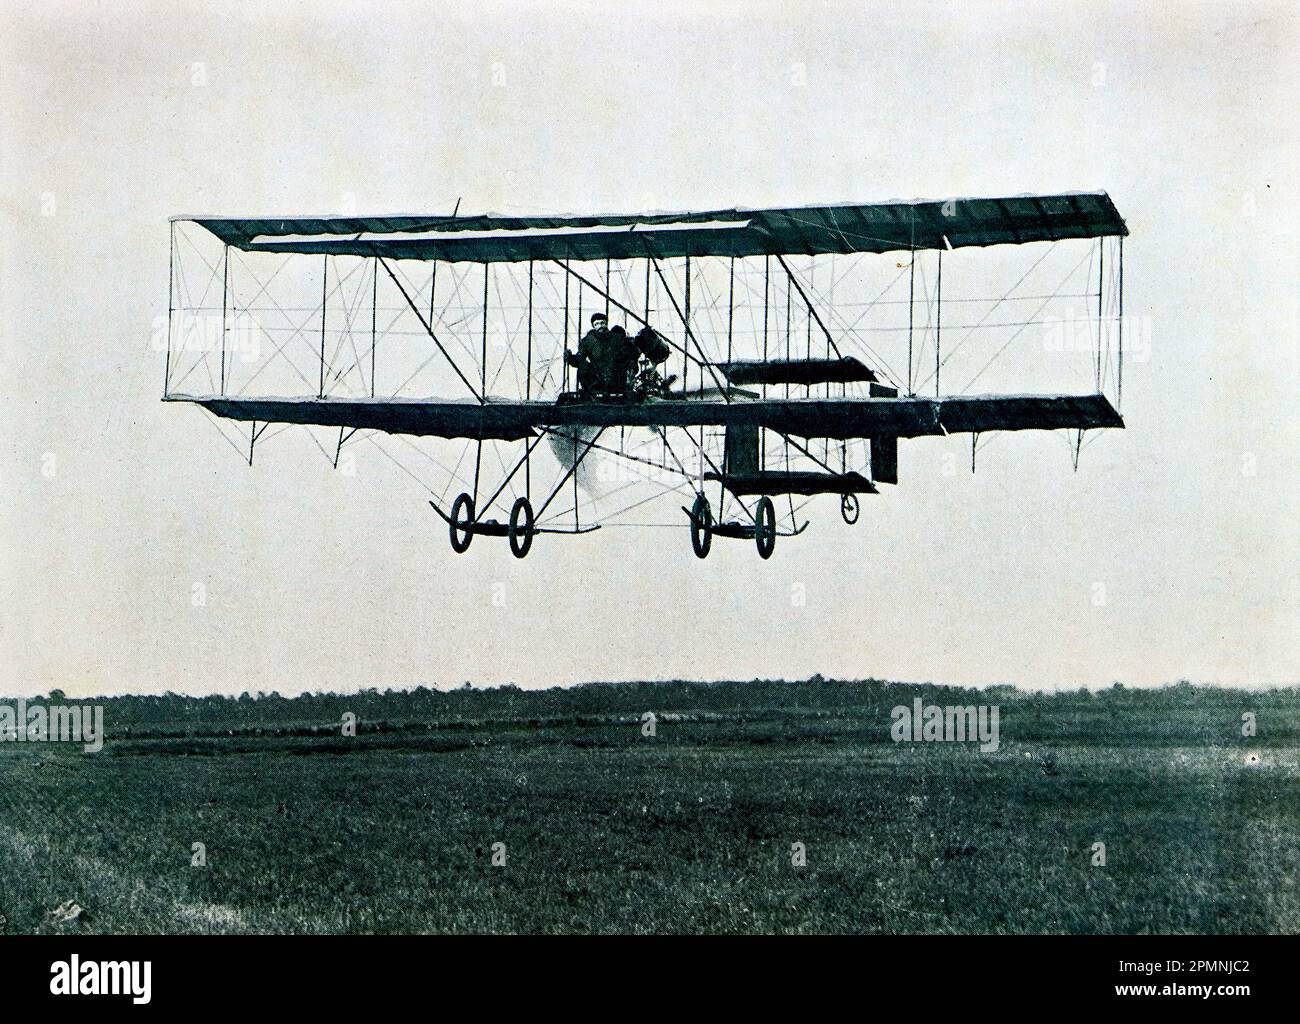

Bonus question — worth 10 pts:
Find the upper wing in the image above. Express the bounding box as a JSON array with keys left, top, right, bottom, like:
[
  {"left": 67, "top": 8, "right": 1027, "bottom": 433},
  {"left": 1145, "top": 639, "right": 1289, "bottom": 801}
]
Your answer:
[
  {"left": 178, "top": 192, "right": 1126, "bottom": 264},
  {"left": 171, "top": 392, "right": 1122, "bottom": 442}
]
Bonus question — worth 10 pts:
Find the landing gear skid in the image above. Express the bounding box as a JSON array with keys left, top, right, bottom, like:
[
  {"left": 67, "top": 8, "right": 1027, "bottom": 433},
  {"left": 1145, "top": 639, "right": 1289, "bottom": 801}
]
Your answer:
[
  {"left": 445, "top": 491, "right": 538, "bottom": 557},
  {"left": 683, "top": 494, "right": 792, "bottom": 559},
  {"left": 429, "top": 495, "right": 600, "bottom": 556}
]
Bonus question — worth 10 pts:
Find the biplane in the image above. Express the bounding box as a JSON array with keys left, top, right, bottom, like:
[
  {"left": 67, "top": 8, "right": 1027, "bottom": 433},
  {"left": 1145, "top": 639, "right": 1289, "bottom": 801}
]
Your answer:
[{"left": 163, "top": 192, "right": 1128, "bottom": 560}]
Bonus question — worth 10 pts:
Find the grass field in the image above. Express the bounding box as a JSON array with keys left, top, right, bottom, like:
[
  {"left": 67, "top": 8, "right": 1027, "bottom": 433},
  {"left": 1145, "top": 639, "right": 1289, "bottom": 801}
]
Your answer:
[{"left": 1, "top": 679, "right": 1297, "bottom": 934}]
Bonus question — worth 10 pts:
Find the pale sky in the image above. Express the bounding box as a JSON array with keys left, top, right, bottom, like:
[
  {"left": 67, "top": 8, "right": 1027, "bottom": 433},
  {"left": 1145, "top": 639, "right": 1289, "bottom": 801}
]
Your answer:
[{"left": 2, "top": 0, "right": 1296, "bottom": 697}]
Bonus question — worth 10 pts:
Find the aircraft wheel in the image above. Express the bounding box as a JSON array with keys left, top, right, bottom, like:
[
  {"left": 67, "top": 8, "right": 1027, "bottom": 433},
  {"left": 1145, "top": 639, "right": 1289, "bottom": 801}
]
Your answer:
[
  {"left": 841, "top": 492, "right": 860, "bottom": 525},
  {"left": 690, "top": 493, "right": 712, "bottom": 559},
  {"left": 509, "top": 497, "right": 535, "bottom": 559},
  {"left": 754, "top": 496, "right": 776, "bottom": 560},
  {"left": 449, "top": 492, "right": 475, "bottom": 553}
]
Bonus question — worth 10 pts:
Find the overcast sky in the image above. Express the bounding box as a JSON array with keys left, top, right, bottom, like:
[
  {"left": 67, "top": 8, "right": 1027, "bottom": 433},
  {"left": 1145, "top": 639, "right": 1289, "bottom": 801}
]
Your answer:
[{"left": 2, "top": 0, "right": 1296, "bottom": 697}]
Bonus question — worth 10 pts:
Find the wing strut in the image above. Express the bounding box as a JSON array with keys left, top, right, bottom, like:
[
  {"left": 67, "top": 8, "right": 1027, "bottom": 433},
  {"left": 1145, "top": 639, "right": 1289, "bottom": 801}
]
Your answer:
[
  {"left": 646, "top": 252, "right": 733, "bottom": 401},
  {"left": 536, "top": 429, "right": 606, "bottom": 522},
  {"left": 479, "top": 432, "right": 549, "bottom": 518},
  {"left": 374, "top": 255, "right": 484, "bottom": 404},
  {"left": 772, "top": 254, "right": 855, "bottom": 368}
]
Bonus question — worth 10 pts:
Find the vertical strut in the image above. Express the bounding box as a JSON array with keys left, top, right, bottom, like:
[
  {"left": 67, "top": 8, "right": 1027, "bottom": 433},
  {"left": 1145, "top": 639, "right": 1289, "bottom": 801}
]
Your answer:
[
  {"left": 784, "top": 270, "right": 791, "bottom": 398},
  {"left": 726, "top": 255, "right": 735, "bottom": 365},
  {"left": 1097, "top": 238, "right": 1105, "bottom": 390},
  {"left": 935, "top": 248, "right": 943, "bottom": 397},
  {"left": 370, "top": 257, "right": 377, "bottom": 398},
  {"left": 563, "top": 261, "right": 571, "bottom": 392},
  {"left": 164, "top": 221, "right": 174, "bottom": 397},
  {"left": 220, "top": 244, "right": 229, "bottom": 395},
  {"left": 683, "top": 256, "right": 691, "bottom": 395},
  {"left": 784, "top": 271, "right": 791, "bottom": 467},
  {"left": 526, "top": 260, "right": 533, "bottom": 499},
  {"left": 1117, "top": 236, "right": 1124, "bottom": 410},
  {"left": 318, "top": 254, "right": 327, "bottom": 399},
  {"left": 762, "top": 256, "right": 770, "bottom": 368},
  {"left": 649, "top": 256, "right": 661, "bottom": 461},
  {"left": 481, "top": 263, "right": 489, "bottom": 396},
  {"left": 762, "top": 255, "right": 770, "bottom": 465},
  {"left": 906, "top": 248, "right": 915, "bottom": 395}
]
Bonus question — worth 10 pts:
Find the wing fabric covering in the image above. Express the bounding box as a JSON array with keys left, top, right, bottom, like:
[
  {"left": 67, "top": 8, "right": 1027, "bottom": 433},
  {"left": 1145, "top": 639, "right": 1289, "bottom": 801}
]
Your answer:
[
  {"left": 184, "top": 192, "right": 1127, "bottom": 264},
  {"left": 175, "top": 393, "right": 1123, "bottom": 442}
]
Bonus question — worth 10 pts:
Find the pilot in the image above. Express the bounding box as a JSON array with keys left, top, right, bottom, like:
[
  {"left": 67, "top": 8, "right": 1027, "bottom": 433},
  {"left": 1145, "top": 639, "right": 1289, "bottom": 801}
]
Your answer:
[{"left": 566, "top": 311, "right": 610, "bottom": 393}]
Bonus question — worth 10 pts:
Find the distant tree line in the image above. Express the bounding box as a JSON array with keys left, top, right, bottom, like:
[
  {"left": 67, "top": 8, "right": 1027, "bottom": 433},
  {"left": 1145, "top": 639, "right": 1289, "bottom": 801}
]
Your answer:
[{"left": 17, "top": 677, "right": 1296, "bottom": 739}]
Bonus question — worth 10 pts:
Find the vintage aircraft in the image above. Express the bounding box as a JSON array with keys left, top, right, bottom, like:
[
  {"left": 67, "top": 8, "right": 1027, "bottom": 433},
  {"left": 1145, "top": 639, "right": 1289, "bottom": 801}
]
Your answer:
[{"left": 163, "top": 192, "right": 1128, "bottom": 559}]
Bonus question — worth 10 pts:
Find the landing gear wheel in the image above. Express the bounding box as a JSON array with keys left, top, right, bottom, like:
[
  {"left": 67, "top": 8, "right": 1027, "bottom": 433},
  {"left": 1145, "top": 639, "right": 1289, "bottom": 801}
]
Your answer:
[
  {"left": 841, "top": 492, "right": 860, "bottom": 525},
  {"left": 449, "top": 492, "right": 475, "bottom": 553},
  {"left": 754, "top": 496, "right": 776, "bottom": 560},
  {"left": 509, "top": 497, "right": 535, "bottom": 559},
  {"left": 690, "top": 493, "right": 713, "bottom": 559}
]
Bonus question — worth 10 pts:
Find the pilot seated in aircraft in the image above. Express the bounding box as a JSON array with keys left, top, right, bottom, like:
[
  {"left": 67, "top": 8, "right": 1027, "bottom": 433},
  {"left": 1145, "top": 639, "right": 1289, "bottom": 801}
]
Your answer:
[
  {"left": 567, "top": 312, "right": 638, "bottom": 397},
  {"left": 565, "top": 311, "right": 610, "bottom": 394}
]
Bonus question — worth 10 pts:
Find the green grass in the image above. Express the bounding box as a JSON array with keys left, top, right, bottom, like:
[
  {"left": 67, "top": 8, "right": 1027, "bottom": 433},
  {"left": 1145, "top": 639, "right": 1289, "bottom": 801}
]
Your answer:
[{"left": 1, "top": 680, "right": 1296, "bottom": 933}]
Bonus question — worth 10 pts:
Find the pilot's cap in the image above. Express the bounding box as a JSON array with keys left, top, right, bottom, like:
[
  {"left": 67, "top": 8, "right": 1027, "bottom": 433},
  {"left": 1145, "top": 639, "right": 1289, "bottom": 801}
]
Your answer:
[{"left": 591, "top": 312, "right": 607, "bottom": 326}]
